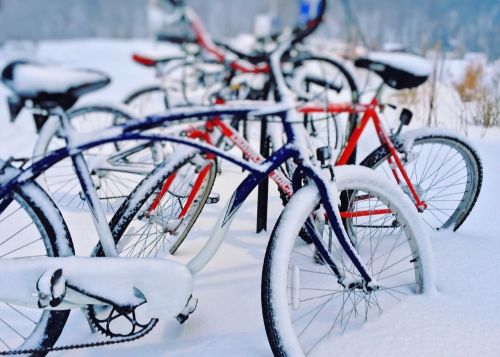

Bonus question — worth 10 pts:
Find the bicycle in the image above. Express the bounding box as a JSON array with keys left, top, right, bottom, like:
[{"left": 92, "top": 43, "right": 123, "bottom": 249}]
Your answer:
[
  {"left": 1, "top": 61, "right": 172, "bottom": 212},
  {"left": 128, "top": 58, "right": 482, "bottom": 248},
  {"left": 27, "top": 0, "right": 359, "bottom": 256},
  {"left": 0, "top": 3, "right": 434, "bottom": 355},
  {"left": 122, "top": 0, "right": 483, "bottom": 232},
  {"left": 297, "top": 52, "right": 483, "bottom": 231}
]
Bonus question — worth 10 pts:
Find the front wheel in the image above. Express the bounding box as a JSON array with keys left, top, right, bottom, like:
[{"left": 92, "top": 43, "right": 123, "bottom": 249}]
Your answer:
[
  {"left": 361, "top": 131, "right": 483, "bottom": 231},
  {"left": 262, "top": 166, "right": 433, "bottom": 356}
]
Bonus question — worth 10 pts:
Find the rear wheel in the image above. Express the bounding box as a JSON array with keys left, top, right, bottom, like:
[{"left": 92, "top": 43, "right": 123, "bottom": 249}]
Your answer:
[
  {"left": 361, "top": 133, "right": 482, "bottom": 231},
  {"left": 0, "top": 168, "right": 74, "bottom": 356},
  {"left": 288, "top": 55, "right": 359, "bottom": 160},
  {"left": 262, "top": 166, "right": 429, "bottom": 356}
]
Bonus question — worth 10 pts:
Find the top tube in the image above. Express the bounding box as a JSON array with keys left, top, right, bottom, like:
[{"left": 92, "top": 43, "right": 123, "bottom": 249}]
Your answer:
[{"left": 0, "top": 102, "right": 292, "bottom": 199}]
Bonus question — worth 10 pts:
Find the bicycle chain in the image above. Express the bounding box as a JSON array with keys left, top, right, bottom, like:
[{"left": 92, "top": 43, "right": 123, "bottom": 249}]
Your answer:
[{"left": 0, "top": 318, "right": 158, "bottom": 356}]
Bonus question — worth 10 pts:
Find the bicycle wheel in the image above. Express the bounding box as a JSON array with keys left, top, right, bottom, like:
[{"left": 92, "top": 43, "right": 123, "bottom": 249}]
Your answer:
[
  {"left": 361, "top": 131, "right": 483, "bottom": 231},
  {"left": 0, "top": 166, "right": 74, "bottom": 356},
  {"left": 262, "top": 166, "right": 432, "bottom": 356},
  {"left": 288, "top": 55, "right": 359, "bottom": 158},
  {"left": 96, "top": 149, "right": 216, "bottom": 262},
  {"left": 33, "top": 106, "right": 161, "bottom": 213},
  {"left": 123, "top": 86, "right": 169, "bottom": 117},
  {"left": 274, "top": 55, "right": 359, "bottom": 182}
]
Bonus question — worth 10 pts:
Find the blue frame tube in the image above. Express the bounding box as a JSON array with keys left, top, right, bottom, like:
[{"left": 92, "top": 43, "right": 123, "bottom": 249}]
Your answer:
[{"left": 0, "top": 108, "right": 373, "bottom": 284}]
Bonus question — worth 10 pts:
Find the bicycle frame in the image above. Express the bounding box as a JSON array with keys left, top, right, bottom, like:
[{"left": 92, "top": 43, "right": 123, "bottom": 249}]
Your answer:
[
  {"left": 154, "top": 1, "right": 427, "bottom": 216},
  {"left": 299, "top": 97, "right": 428, "bottom": 211},
  {"left": 0, "top": 100, "right": 375, "bottom": 283},
  {"left": 0, "top": 4, "right": 380, "bottom": 317},
  {"left": 173, "top": 115, "right": 394, "bottom": 221}
]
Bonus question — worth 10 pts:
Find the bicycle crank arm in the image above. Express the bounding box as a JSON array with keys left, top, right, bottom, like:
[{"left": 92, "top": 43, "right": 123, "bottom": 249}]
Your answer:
[{"left": 0, "top": 256, "right": 193, "bottom": 318}]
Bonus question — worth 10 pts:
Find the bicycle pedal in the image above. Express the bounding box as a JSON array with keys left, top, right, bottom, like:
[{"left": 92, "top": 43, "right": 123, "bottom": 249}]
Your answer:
[
  {"left": 176, "top": 295, "right": 198, "bottom": 324},
  {"left": 207, "top": 192, "right": 220, "bottom": 204},
  {"left": 36, "top": 268, "right": 66, "bottom": 308}
]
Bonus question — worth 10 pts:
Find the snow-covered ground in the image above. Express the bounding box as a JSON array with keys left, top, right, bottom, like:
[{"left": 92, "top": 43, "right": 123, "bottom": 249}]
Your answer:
[{"left": 1, "top": 40, "right": 500, "bottom": 356}]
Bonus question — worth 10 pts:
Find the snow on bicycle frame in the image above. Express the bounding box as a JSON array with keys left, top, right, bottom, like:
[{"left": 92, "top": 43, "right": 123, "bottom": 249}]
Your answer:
[
  {"left": 0, "top": 49, "right": 390, "bottom": 320},
  {"left": 0, "top": 0, "right": 433, "bottom": 325}
]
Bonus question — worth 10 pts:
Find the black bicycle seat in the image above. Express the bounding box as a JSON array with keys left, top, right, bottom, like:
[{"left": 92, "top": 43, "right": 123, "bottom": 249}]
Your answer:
[
  {"left": 354, "top": 52, "right": 431, "bottom": 90},
  {"left": 1, "top": 61, "right": 110, "bottom": 110}
]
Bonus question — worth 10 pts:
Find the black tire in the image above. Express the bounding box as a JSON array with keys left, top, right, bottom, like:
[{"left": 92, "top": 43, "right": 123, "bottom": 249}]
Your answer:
[
  {"left": 276, "top": 54, "right": 360, "bottom": 184},
  {"left": 361, "top": 133, "right": 483, "bottom": 231},
  {"left": 0, "top": 166, "right": 74, "bottom": 356},
  {"left": 94, "top": 150, "right": 216, "bottom": 262}
]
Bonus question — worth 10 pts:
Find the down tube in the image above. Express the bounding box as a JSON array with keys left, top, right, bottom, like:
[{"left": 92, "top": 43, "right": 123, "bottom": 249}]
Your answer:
[
  {"left": 187, "top": 146, "right": 295, "bottom": 274},
  {"left": 302, "top": 165, "right": 373, "bottom": 284}
]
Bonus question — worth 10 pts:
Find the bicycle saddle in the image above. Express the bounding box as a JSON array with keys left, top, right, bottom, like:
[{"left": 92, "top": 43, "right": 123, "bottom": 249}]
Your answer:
[
  {"left": 1, "top": 61, "right": 110, "bottom": 109},
  {"left": 354, "top": 52, "right": 431, "bottom": 90}
]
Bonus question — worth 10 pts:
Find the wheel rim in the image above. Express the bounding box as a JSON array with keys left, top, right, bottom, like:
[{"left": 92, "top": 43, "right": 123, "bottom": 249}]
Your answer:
[
  {"left": 125, "top": 88, "right": 168, "bottom": 117},
  {"left": 267, "top": 187, "right": 423, "bottom": 355}
]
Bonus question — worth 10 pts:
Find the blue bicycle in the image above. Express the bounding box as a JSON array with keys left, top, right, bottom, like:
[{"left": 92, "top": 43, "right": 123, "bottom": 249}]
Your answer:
[{"left": 0, "top": 2, "right": 434, "bottom": 355}]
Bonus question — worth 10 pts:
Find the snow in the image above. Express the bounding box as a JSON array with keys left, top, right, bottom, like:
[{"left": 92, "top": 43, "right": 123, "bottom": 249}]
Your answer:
[
  {"left": 0, "top": 256, "right": 193, "bottom": 318},
  {"left": 0, "top": 39, "right": 499, "bottom": 356},
  {"left": 4, "top": 63, "right": 108, "bottom": 96},
  {"left": 364, "top": 52, "right": 432, "bottom": 77}
]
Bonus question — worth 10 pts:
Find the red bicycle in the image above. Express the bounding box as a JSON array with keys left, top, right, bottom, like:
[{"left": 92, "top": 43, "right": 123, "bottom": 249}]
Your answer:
[{"left": 147, "top": 53, "right": 483, "bottom": 251}]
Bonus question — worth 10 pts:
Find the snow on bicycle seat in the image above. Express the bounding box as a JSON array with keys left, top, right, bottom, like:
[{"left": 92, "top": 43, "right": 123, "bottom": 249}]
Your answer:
[
  {"left": 354, "top": 52, "right": 431, "bottom": 90},
  {"left": 1, "top": 60, "right": 110, "bottom": 108}
]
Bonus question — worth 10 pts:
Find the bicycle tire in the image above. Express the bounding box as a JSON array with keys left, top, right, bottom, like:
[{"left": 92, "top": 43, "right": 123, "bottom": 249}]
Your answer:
[
  {"left": 289, "top": 54, "right": 360, "bottom": 160},
  {"left": 262, "top": 165, "right": 433, "bottom": 356},
  {"left": 123, "top": 86, "right": 169, "bottom": 117}
]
